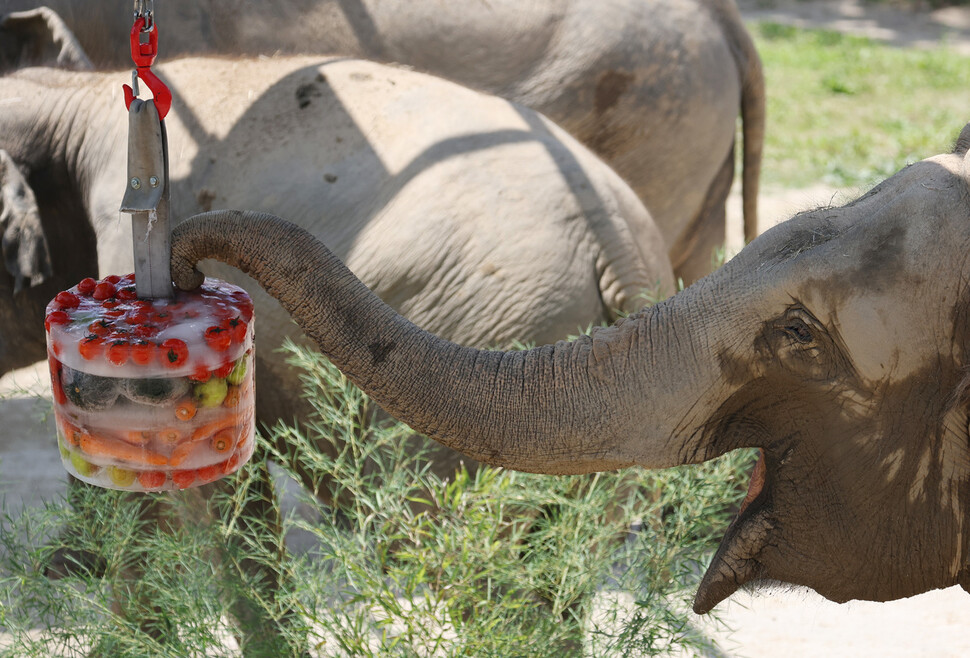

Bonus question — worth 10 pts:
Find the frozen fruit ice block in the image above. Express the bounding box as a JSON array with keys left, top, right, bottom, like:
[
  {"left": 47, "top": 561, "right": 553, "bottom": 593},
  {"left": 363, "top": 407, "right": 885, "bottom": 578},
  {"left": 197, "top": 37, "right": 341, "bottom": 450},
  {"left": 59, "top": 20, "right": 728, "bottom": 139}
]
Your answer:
[{"left": 45, "top": 274, "right": 255, "bottom": 491}]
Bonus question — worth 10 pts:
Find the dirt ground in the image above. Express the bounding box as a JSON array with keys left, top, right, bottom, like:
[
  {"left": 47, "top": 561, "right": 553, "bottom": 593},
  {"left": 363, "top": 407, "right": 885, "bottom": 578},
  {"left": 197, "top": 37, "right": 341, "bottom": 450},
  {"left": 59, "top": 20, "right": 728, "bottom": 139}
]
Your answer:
[{"left": 5, "top": 1, "right": 970, "bottom": 654}]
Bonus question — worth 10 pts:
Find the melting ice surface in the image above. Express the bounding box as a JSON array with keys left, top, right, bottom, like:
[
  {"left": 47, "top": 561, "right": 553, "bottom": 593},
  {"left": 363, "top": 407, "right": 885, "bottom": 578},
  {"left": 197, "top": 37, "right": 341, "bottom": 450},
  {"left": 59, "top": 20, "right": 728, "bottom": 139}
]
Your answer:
[{"left": 45, "top": 275, "right": 256, "bottom": 491}]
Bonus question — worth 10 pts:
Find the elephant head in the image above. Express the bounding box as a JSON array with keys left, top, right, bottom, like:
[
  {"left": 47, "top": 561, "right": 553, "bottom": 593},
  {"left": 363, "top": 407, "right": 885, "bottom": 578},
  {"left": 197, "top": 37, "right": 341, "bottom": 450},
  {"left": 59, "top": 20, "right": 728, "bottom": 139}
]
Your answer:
[
  {"left": 170, "top": 124, "right": 970, "bottom": 613},
  {"left": 0, "top": 148, "right": 57, "bottom": 374},
  {"left": 0, "top": 9, "right": 99, "bottom": 377},
  {"left": 0, "top": 7, "right": 93, "bottom": 74}
]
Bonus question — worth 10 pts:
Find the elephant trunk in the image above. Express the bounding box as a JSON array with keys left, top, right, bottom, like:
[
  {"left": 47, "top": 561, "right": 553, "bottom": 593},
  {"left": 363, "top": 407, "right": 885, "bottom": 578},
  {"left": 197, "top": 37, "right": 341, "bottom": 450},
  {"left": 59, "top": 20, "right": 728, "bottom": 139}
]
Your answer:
[{"left": 171, "top": 210, "right": 726, "bottom": 475}]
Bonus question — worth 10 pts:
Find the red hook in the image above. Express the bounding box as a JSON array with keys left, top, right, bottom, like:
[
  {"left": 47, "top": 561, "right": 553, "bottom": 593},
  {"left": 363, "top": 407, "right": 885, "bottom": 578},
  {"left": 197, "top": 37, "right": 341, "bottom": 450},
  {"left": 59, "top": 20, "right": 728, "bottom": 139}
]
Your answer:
[{"left": 122, "top": 17, "right": 172, "bottom": 120}]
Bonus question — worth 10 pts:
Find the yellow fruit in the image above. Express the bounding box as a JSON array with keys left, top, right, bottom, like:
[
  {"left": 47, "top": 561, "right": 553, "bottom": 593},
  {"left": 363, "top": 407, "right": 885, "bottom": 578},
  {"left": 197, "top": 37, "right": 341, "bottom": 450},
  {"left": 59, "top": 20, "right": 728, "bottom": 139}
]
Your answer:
[
  {"left": 70, "top": 452, "right": 99, "bottom": 477},
  {"left": 108, "top": 466, "right": 137, "bottom": 487}
]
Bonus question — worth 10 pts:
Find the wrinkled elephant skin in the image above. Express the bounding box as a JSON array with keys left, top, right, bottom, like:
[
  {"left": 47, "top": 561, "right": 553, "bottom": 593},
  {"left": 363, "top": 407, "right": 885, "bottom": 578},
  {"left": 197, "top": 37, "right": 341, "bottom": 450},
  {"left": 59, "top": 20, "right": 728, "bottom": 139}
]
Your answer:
[
  {"left": 0, "top": 0, "right": 764, "bottom": 282},
  {"left": 0, "top": 57, "right": 673, "bottom": 447},
  {"left": 171, "top": 124, "right": 970, "bottom": 614}
]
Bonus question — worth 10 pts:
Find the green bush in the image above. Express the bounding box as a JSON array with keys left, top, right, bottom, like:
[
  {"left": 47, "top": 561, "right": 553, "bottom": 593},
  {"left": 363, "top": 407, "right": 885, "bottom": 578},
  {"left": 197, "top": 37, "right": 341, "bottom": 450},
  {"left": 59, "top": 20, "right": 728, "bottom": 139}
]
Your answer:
[
  {"left": 0, "top": 343, "right": 755, "bottom": 656},
  {"left": 755, "top": 22, "right": 970, "bottom": 188}
]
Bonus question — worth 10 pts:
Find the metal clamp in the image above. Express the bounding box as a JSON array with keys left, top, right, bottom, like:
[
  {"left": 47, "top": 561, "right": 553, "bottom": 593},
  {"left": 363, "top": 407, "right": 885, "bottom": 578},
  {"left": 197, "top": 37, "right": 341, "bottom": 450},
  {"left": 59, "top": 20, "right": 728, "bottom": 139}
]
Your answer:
[{"left": 120, "top": 98, "right": 173, "bottom": 299}]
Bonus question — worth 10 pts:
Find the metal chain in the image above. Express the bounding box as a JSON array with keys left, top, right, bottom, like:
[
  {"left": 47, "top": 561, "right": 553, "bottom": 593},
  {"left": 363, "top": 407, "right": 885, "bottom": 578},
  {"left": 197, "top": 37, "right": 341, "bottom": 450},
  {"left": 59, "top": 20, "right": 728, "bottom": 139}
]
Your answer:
[{"left": 133, "top": 0, "right": 154, "bottom": 32}]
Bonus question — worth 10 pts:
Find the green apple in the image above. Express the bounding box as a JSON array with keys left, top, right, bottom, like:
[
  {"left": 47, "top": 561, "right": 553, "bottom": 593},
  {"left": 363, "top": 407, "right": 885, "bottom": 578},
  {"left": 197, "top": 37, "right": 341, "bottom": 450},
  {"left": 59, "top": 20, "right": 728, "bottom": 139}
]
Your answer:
[
  {"left": 193, "top": 377, "right": 228, "bottom": 407},
  {"left": 70, "top": 451, "right": 100, "bottom": 477},
  {"left": 226, "top": 356, "right": 248, "bottom": 386}
]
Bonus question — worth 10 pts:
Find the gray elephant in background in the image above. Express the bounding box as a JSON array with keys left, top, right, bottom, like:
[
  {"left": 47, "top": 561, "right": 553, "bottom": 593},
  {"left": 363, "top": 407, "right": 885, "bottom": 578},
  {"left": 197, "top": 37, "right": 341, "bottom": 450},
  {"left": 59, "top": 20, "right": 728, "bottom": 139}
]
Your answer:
[{"left": 0, "top": 0, "right": 765, "bottom": 283}]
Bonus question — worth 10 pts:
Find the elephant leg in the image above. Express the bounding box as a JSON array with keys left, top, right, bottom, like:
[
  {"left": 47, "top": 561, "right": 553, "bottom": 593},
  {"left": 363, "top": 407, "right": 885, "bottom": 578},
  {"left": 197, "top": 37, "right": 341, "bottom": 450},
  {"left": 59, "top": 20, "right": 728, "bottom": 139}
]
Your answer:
[{"left": 669, "top": 140, "right": 735, "bottom": 285}]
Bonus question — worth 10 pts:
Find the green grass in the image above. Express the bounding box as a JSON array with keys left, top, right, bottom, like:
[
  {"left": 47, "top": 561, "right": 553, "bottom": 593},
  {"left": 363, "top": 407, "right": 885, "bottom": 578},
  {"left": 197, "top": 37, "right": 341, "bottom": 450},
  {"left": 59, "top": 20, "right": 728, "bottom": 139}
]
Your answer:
[
  {"left": 0, "top": 344, "right": 755, "bottom": 656},
  {"left": 754, "top": 21, "right": 970, "bottom": 188}
]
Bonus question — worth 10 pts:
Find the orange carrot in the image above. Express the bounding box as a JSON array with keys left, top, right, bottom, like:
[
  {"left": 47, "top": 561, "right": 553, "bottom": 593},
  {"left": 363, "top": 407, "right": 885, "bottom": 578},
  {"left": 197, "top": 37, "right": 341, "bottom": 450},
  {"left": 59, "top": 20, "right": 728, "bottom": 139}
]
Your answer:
[
  {"left": 58, "top": 419, "right": 83, "bottom": 447},
  {"left": 191, "top": 415, "right": 242, "bottom": 441},
  {"left": 168, "top": 441, "right": 199, "bottom": 466},
  {"left": 79, "top": 433, "right": 168, "bottom": 466},
  {"left": 222, "top": 387, "right": 240, "bottom": 408},
  {"left": 126, "top": 430, "right": 151, "bottom": 445},
  {"left": 156, "top": 427, "right": 184, "bottom": 445},
  {"left": 175, "top": 399, "right": 197, "bottom": 421},
  {"left": 210, "top": 428, "right": 237, "bottom": 454}
]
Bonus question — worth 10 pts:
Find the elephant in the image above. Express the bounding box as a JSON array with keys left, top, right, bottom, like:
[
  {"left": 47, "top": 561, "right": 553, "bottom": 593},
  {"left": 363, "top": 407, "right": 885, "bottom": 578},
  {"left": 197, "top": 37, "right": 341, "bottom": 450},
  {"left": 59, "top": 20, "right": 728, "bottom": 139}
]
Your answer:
[
  {"left": 168, "top": 123, "right": 970, "bottom": 615},
  {"left": 0, "top": 0, "right": 765, "bottom": 283},
  {"left": 0, "top": 55, "right": 673, "bottom": 435}
]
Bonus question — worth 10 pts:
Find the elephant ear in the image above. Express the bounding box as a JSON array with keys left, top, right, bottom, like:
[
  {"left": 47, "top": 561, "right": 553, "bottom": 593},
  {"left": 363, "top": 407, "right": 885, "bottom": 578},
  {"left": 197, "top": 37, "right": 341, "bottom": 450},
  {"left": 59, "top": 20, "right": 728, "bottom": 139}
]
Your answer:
[
  {"left": 0, "top": 150, "right": 52, "bottom": 293},
  {"left": 0, "top": 7, "right": 93, "bottom": 74}
]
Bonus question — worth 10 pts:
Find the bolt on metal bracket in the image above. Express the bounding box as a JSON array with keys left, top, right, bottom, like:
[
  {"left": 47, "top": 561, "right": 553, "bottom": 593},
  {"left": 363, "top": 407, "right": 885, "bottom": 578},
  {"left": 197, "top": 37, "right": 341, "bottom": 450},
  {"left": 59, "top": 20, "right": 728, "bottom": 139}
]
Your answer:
[{"left": 119, "top": 97, "right": 172, "bottom": 299}]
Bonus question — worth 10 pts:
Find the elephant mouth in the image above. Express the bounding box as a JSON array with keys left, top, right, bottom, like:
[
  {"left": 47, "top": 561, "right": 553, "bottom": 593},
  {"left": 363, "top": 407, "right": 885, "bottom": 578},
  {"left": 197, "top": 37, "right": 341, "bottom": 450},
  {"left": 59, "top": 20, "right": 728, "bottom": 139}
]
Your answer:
[
  {"left": 692, "top": 448, "right": 771, "bottom": 614},
  {"left": 737, "top": 449, "right": 766, "bottom": 515}
]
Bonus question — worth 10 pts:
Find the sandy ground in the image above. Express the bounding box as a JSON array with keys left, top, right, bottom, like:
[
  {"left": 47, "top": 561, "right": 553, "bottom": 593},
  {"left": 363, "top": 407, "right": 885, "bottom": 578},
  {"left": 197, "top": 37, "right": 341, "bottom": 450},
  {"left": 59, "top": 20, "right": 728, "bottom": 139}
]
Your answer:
[{"left": 5, "top": 0, "right": 970, "bottom": 653}]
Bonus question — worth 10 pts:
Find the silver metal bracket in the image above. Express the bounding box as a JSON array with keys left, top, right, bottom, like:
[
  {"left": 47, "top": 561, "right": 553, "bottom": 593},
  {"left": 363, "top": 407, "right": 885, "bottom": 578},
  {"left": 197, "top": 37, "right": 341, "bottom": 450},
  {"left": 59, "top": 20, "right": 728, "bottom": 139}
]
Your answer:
[{"left": 120, "top": 97, "right": 172, "bottom": 299}]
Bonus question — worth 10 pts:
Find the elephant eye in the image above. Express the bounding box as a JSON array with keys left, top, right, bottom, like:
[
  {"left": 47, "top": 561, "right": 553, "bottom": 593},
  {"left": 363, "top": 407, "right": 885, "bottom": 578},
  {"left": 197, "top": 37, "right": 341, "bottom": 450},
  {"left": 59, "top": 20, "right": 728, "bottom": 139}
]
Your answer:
[
  {"left": 765, "top": 306, "right": 847, "bottom": 381},
  {"left": 783, "top": 317, "right": 814, "bottom": 344}
]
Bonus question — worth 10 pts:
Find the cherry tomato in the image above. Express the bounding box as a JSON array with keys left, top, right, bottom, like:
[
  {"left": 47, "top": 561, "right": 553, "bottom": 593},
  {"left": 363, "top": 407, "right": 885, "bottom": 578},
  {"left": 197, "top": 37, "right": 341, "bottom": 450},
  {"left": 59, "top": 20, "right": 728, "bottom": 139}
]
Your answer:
[
  {"left": 223, "top": 451, "right": 243, "bottom": 474},
  {"left": 188, "top": 365, "right": 211, "bottom": 383},
  {"left": 88, "top": 319, "right": 113, "bottom": 336},
  {"left": 116, "top": 286, "right": 138, "bottom": 301},
  {"left": 45, "top": 310, "right": 70, "bottom": 330},
  {"left": 106, "top": 340, "right": 130, "bottom": 366},
  {"left": 49, "top": 359, "right": 67, "bottom": 404},
  {"left": 132, "top": 324, "right": 159, "bottom": 339},
  {"left": 171, "top": 469, "right": 196, "bottom": 489},
  {"left": 54, "top": 291, "right": 80, "bottom": 308},
  {"left": 78, "top": 335, "right": 104, "bottom": 360},
  {"left": 93, "top": 281, "right": 116, "bottom": 300},
  {"left": 130, "top": 340, "right": 154, "bottom": 365},
  {"left": 76, "top": 277, "right": 97, "bottom": 295},
  {"left": 137, "top": 471, "right": 167, "bottom": 489},
  {"left": 159, "top": 338, "right": 189, "bottom": 368},
  {"left": 152, "top": 310, "right": 172, "bottom": 325},
  {"left": 125, "top": 309, "right": 151, "bottom": 325},
  {"left": 195, "top": 464, "right": 221, "bottom": 484},
  {"left": 204, "top": 325, "right": 232, "bottom": 352},
  {"left": 223, "top": 317, "right": 248, "bottom": 344}
]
